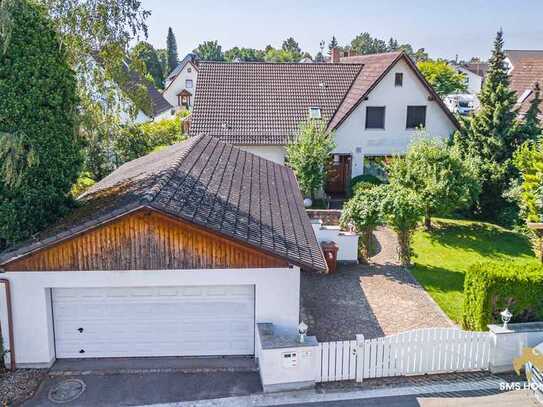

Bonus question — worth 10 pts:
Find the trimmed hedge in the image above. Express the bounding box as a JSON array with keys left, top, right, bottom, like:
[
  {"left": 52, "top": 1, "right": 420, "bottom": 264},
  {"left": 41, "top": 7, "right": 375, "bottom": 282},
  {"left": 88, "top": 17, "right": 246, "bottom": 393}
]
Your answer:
[
  {"left": 463, "top": 262, "right": 543, "bottom": 331},
  {"left": 349, "top": 174, "right": 383, "bottom": 196}
]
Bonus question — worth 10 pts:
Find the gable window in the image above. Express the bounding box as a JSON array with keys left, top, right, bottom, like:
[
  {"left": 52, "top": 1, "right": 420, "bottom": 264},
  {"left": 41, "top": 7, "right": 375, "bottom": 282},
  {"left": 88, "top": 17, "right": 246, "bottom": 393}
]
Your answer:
[
  {"left": 309, "top": 106, "right": 321, "bottom": 119},
  {"left": 185, "top": 79, "right": 193, "bottom": 88},
  {"left": 365, "top": 107, "right": 386, "bottom": 129},
  {"left": 406, "top": 106, "right": 427, "bottom": 129},
  {"left": 395, "top": 73, "right": 403, "bottom": 87},
  {"left": 187, "top": 67, "right": 192, "bottom": 73}
]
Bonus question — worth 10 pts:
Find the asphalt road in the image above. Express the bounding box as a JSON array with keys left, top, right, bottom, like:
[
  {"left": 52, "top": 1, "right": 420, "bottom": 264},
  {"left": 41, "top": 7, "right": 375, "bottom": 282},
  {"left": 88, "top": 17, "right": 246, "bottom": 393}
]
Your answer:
[{"left": 273, "top": 389, "right": 539, "bottom": 407}]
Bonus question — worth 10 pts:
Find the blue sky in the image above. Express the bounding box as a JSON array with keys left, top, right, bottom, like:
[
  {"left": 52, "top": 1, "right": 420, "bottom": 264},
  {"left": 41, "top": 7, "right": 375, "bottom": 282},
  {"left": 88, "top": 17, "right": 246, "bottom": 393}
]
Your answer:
[{"left": 140, "top": 0, "right": 543, "bottom": 60}]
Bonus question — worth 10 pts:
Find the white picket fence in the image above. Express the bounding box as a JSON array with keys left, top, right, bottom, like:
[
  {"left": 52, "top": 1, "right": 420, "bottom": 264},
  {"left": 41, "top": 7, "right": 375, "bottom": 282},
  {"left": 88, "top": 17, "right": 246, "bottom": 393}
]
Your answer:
[{"left": 316, "top": 328, "right": 493, "bottom": 383}]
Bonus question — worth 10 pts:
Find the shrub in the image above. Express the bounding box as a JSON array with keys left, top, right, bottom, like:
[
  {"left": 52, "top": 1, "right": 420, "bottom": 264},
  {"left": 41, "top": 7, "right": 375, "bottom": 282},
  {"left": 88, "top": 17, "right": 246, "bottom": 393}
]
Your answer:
[
  {"left": 114, "top": 113, "right": 187, "bottom": 165},
  {"left": 340, "top": 186, "right": 385, "bottom": 259},
  {"left": 463, "top": 262, "right": 543, "bottom": 331},
  {"left": 381, "top": 185, "right": 423, "bottom": 266},
  {"left": 349, "top": 174, "right": 382, "bottom": 196}
]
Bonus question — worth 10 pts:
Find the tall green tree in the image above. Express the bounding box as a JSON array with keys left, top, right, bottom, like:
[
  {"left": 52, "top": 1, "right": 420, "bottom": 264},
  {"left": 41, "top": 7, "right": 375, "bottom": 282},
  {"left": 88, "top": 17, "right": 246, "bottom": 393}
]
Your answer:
[
  {"left": 453, "top": 30, "right": 522, "bottom": 223},
  {"left": 519, "top": 82, "right": 542, "bottom": 142},
  {"left": 224, "top": 47, "right": 265, "bottom": 62},
  {"left": 328, "top": 35, "right": 338, "bottom": 55},
  {"left": 514, "top": 138, "right": 543, "bottom": 222},
  {"left": 166, "top": 27, "right": 178, "bottom": 74},
  {"left": 388, "top": 138, "right": 480, "bottom": 230},
  {"left": 194, "top": 40, "right": 224, "bottom": 61},
  {"left": 156, "top": 48, "right": 168, "bottom": 78},
  {"left": 0, "top": 0, "right": 81, "bottom": 246},
  {"left": 286, "top": 120, "right": 335, "bottom": 199},
  {"left": 417, "top": 60, "right": 467, "bottom": 97},
  {"left": 282, "top": 37, "right": 302, "bottom": 61},
  {"left": 350, "top": 32, "right": 388, "bottom": 55},
  {"left": 131, "top": 41, "right": 164, "bottom": 88}
]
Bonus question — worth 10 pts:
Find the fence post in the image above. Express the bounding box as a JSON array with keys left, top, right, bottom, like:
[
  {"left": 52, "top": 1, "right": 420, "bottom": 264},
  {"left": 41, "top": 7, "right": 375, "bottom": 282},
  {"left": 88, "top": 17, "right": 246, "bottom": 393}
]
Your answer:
[{"left": 355, "top": 334, "right": 365, "bottom": 382}]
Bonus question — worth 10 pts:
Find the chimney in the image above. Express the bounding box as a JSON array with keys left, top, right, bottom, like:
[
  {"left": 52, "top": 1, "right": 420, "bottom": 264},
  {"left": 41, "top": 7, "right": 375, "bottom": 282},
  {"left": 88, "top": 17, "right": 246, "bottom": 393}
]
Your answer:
[{"left": 331, "top": 47, "right": 340, "bottom": 64}]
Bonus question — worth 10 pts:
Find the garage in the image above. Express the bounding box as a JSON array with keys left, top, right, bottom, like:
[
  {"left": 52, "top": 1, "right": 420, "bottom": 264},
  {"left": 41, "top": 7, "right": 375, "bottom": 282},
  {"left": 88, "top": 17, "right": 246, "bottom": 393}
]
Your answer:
[{"left": 52, "top": 285, "right": 255, "bottom": 358}]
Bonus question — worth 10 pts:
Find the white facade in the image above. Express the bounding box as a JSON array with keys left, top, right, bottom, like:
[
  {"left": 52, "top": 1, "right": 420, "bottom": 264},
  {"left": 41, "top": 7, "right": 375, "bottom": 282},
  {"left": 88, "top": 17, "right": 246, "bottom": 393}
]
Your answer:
[
  {"left": 0, "top": 267, "right": 300, "bottom": 367},
  {"left": 163, "top": 61, "right": 198, "bottom": 109},
  {"left": 238, "top": 145, "right": 287, "bottom": 165},
  {"left": 454, "top": 65, "right": 483, "bottom": 95},
  {"left": 334, "top": 58, "right": 458, "bottom": 178},
  {"left": 231, "top": 59, "right": 457, "bottom": 179}
]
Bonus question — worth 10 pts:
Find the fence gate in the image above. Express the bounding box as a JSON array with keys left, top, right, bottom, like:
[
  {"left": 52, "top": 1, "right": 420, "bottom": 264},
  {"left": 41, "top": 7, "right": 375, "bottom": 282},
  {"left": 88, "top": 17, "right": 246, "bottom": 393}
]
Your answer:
[{"left": 316, "top": 328, "right": 493, "bottom": 383}]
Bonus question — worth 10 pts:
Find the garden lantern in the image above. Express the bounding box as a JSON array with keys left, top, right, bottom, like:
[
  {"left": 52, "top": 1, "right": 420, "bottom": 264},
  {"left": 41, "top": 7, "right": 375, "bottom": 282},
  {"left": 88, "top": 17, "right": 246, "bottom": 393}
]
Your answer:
[
  {"left": 501, "top": 308, "right": 512, "bottom": 329},
  {"left": 298, "top": 321, "right": 308, "bottom": 343}
]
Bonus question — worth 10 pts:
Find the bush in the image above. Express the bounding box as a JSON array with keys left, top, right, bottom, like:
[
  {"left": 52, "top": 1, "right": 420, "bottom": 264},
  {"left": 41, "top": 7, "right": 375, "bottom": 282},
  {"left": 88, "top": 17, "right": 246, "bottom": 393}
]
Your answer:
[
  {"left": 463, "top": 262, "right": 543, "bottom": 331},
  {"left": 349, "top": 174, "right": 383, "bottom": 196},
  {"left": 114, "top": 113, "right": 187, "bottom": 165}
]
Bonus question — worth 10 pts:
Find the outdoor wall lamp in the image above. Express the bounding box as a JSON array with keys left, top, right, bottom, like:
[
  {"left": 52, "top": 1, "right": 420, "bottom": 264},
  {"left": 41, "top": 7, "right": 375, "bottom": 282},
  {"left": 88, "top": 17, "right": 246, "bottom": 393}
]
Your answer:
[{"left": 501, "top": 308, "right": 512, "bottom": 329}]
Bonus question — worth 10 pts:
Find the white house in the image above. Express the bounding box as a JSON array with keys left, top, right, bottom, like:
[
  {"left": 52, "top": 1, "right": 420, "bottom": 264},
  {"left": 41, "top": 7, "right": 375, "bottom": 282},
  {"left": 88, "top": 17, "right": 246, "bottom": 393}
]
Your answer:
[
  {"left": 163, "top": 53, "right": 199, "bottom": 110},
  {"left": 0, "top": 135, "right": 326, "bottom": 368},
  {"left": 189, "top": 51, "right": 458, "bottom": 195},
  {"left": 87, "top": 57, "right": 175, "bottom": 125},
  {"left": 452, "top": 64, "right": 485, "bottom": 95}
]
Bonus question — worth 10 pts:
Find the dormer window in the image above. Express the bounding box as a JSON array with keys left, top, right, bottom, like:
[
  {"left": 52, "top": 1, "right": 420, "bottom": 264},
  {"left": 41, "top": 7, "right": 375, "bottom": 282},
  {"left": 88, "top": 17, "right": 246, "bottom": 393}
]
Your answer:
[{"left": 309, "top": 107, "right": 321, "bottom": 119}]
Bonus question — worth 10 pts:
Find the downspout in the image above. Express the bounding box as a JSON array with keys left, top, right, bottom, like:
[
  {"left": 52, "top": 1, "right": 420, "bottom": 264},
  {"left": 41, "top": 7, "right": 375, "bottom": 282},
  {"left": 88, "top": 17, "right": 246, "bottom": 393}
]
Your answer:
[{"left": 0, "top": 277, "right": 16, "bottom": 370}]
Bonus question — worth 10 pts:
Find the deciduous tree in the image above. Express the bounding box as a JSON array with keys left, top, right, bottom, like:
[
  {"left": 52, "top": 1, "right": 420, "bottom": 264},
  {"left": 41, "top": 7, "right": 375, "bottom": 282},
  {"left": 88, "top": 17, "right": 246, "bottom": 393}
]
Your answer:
[
  {"left": 194, "top": 40, "right": 224, "bottom": 61},
  {"left": 131, "top": 41, "right": 164, "bottom": 88},
  {"left": 388, "top": 137, "right": 480, "bottom": 230},
  {"left": 286, "top": 120, "right": 335, "bottom": 199},
  {"left": 417, "top": 60, "right": 467, "bottom": 97}
]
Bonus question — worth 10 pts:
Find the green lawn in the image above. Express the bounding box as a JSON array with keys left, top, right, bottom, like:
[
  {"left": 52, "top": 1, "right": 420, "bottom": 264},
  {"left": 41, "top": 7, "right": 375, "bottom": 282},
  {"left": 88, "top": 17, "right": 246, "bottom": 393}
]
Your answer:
[{"left": 410, "top": 218, "right": 538, "bottom": 324}]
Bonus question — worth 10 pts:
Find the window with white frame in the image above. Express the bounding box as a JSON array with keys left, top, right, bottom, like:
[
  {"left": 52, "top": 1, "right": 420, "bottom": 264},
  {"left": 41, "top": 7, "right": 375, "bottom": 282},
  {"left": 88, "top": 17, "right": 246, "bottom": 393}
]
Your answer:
[{"left": 185, "top": 79, "right": 193, "bottom": 88}]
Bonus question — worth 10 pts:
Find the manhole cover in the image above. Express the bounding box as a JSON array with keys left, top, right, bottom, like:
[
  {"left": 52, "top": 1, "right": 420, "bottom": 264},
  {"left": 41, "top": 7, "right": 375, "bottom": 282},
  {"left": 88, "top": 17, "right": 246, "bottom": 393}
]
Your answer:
[{"left": 48, "top": 379, "right": 86, "bottom": 403}]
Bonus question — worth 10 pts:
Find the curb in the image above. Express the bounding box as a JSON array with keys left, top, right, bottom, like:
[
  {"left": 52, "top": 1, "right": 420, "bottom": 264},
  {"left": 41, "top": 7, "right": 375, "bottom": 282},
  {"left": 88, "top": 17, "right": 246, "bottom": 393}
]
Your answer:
[{"left": 48, "top": 366, "right": 259, "bottom": 377}]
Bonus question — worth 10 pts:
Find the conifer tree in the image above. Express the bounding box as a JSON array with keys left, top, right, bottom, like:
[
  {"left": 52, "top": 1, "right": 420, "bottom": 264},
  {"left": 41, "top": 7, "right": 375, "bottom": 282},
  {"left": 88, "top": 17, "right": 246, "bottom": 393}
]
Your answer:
[
  {"left": 519, "top": 82, "right": 543, "bottom": 141},
  {"left": 166, "top": 27, "right": 178, "bottom": 74},
  {"left": 454, "top": 30, "right": 520, "bottom": 223},
  {"left": 328, "top": 35, "right": 338, "bottom": 55}
]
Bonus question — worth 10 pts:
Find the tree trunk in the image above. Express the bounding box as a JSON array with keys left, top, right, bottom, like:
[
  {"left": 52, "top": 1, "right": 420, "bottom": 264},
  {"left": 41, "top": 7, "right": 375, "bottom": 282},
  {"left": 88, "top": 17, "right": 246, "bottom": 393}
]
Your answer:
[
  {"left": 424, "top": 207, "right": 432, "bottom": 231},
  {"left": 397, "top": 229, "right": 412, "bottom": 267}
]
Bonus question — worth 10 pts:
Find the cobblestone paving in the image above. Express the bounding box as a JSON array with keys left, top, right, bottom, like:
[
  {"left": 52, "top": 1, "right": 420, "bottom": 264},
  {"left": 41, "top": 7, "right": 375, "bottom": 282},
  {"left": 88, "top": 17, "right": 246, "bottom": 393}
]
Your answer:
[{"left": 301, "top": 227, "right": 453, "bottom": 341}]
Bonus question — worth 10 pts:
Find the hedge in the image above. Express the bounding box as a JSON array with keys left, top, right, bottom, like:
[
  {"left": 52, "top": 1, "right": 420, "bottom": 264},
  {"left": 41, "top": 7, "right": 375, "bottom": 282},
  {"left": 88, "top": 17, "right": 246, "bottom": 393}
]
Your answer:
[
  {"left": 348, "top": 174, "right": 383, "bottom": 196},
  {"left": 463, "top": 262, "right": 543, "bottom": 331}
]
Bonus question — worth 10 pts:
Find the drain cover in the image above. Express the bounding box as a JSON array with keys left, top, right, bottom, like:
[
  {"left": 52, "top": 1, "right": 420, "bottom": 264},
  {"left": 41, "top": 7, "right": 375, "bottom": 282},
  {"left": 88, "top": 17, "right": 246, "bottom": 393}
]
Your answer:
[{"left": 48, "top": 379, "right": 86, "bottom": 403}]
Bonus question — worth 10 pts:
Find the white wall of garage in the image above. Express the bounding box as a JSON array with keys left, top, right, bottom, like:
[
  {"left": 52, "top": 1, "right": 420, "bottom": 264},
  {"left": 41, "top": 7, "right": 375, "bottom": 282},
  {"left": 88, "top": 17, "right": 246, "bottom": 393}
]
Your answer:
[{"left": 0, "top": 267, "right": 300, "bottom": 367}]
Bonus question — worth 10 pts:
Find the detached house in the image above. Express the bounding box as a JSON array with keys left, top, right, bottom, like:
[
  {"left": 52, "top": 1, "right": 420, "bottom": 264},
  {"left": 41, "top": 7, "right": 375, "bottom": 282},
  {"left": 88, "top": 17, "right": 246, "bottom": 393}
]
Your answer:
[
  {"left": 0, "top": 136, "right": 325, "bottom": 367},
  {"left": 505, "top": 50, "right": 543, "bottom": 123},
  {"left": 163, "top": 53, "right": 199, "bottom": 110},
  {"left": 190, "top": 50, "right": 458, "bottom": 195}
]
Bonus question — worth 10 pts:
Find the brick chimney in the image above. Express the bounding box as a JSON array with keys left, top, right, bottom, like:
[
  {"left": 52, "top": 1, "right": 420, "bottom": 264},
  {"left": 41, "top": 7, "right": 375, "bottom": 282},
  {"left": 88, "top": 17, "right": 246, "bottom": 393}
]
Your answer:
[{"left": 331, "top": 47, "right": 340, "bottom": 63}]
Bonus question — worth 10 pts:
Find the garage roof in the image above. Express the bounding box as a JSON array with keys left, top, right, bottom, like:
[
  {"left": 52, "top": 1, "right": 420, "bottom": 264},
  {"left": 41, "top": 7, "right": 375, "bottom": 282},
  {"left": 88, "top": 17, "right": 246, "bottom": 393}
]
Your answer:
[{"left": 0, "top": 135, "right": 327, "bottom": 272}]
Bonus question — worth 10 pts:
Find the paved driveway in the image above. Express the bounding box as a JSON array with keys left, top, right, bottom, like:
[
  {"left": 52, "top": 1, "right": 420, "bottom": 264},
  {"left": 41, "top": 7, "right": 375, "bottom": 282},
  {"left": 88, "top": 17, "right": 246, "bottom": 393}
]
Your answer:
[
  {"left": 301, "top": 228, "right": 453, "bottom": 341},
  {"left": 23, "top": 371, "right": 261, "bottom": 406}
]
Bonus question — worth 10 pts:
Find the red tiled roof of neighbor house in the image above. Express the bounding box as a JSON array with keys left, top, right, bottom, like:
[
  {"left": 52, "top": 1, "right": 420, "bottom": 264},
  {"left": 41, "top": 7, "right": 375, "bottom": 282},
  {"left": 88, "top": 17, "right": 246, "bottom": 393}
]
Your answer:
[
  {"left": 189, "top": 62, "right": 363, "bottom": 145},
  {"left": 0, "top": 135, "right": 327, "bottom": 272},
  {"left": 328, "top": 52, "right": 460, "bottom": 130},
  {"left": 506, "top": 50, "right": 543, "bottom": 121}
]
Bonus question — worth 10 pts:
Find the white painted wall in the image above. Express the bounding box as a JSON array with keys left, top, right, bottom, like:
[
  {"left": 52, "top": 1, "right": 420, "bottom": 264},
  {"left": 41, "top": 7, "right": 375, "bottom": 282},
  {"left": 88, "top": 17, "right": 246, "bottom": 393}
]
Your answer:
[
  {"left": 238, "top": 145, "right": 287, "bottom": 165},
  {"left": 163, "top": 62, "right": 198, "bottom": 109},
  {"left": 334, "top": 58, "right": 458, "bottom": 177},
  {"left": 455, "top": 65, "right": 483, "bottom": 95},
  {"left": 311, "top": 220, "right": 358, "bottom": 262},
  {"left": 0, "top": 267, "right": 300, "bottom": 367},
  {"left": 489, "top": 323, "right": 543, "bottom": 373}
]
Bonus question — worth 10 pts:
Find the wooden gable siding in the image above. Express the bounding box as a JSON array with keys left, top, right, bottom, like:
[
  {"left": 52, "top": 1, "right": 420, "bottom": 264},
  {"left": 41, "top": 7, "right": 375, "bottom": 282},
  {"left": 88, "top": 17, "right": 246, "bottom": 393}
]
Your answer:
[{"left": 4, "top": 209, "right": 289, "bottom": 271}]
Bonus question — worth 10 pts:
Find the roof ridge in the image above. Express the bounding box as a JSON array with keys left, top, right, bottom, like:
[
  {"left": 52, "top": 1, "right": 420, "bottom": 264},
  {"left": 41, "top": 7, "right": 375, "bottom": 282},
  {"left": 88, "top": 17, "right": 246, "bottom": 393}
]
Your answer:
[{"left": 141, "top": 135, "right": 204, "bottom": 204}]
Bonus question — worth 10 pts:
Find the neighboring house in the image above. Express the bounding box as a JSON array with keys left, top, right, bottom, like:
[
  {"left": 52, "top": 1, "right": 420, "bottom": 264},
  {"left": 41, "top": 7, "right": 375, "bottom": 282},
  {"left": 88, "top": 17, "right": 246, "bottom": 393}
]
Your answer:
[
  {"left": 505, "top": 50, "right": 543, "bottom": 122},
  {"left": 163, "top": 53, "right": 199, "bottom": 110},
  {"left": 0, "top": 135, "right": 326, "bottom": 367},
  {"left": 444, "top": 62, "right": 487, "bottom": 116},
  {"left": 190, "top": 51, "right": 458, "bottom": 195},
  {"left": 89, "top": 56, "right": 175, "bottom": 124}
]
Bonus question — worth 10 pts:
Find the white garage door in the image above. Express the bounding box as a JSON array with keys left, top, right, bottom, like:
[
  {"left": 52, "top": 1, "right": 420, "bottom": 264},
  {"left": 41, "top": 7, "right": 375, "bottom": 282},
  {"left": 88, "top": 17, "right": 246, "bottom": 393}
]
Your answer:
[{"left": 52, "top": 285, "right": 255, "bottom": 358}]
